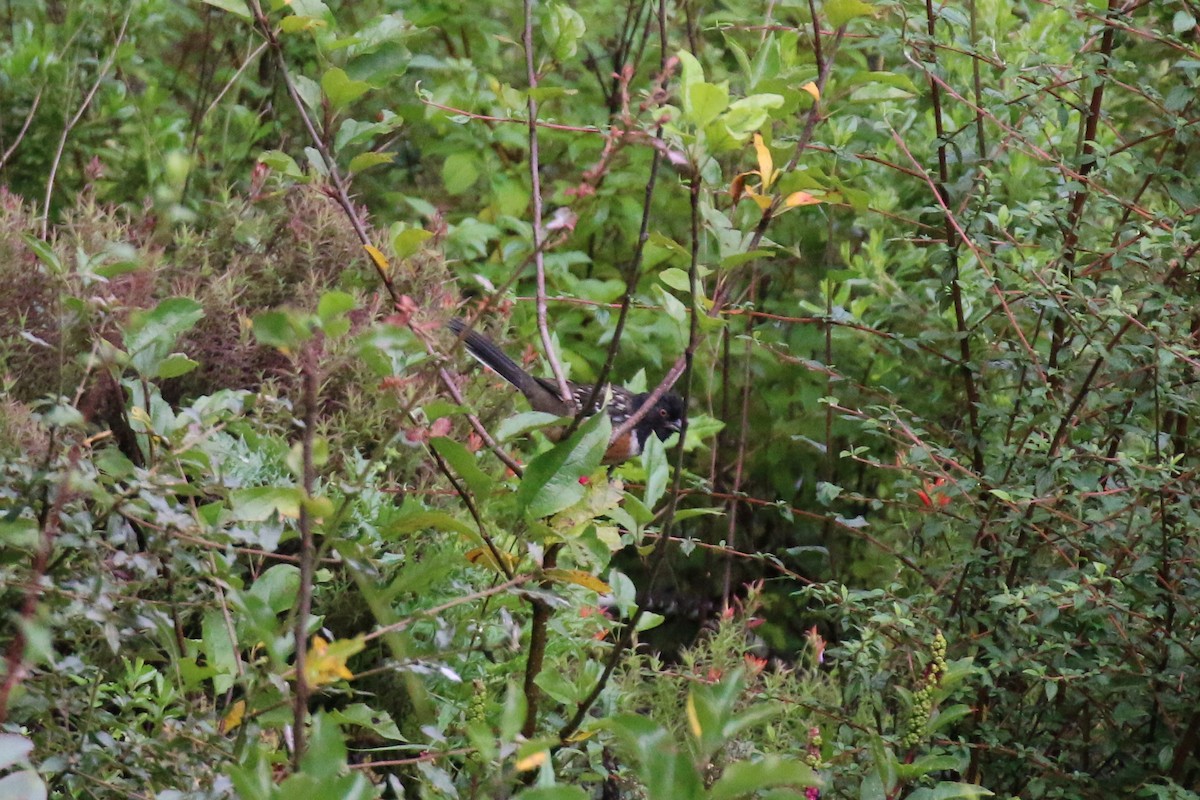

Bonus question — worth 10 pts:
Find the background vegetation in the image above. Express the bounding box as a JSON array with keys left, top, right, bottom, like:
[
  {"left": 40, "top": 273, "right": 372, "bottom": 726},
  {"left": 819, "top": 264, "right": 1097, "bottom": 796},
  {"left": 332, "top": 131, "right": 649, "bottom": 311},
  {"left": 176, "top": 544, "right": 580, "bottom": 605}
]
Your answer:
[{"left": 1, "top": 0, "right": 1198, "bottom": 798}]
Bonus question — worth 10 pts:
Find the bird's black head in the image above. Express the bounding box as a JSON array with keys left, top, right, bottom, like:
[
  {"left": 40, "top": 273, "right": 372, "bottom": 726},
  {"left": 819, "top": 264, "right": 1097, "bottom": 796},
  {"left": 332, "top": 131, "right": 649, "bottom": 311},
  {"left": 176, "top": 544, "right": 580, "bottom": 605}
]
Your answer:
[{"left": 637, "top": 391, "right": 686, "bottom": 441}]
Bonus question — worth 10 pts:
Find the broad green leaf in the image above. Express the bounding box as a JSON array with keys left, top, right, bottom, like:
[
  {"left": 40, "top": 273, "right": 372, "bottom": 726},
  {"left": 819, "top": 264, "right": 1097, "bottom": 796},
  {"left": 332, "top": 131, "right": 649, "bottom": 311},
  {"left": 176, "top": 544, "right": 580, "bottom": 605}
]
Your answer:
[
  {"left": 317, "top": 290, "right": 355, "bottom": 325},
  {"left": 201, "top": 610, "right": 238, "bottom": 694},
  {"left": 676, "top": 50, "right": 705, "bottom": 114},
  {"left": 393, "top": 227, "right": 433, "bottom": 259},
  {"left": 349, "top": 151, "right": 394, "bottom": 175},
  {"left": 687, "top": 81, "right": 729, "bottom": 128},
  {"left": 203, "top": 0, "right": 251, "bottom": 22},
  {"left": 517, "top": 410, "right": 610, "bottom": 518},
  {"left": 124, "top": 297, "right": 204, "bottom": 378},
  {"left": 328, "top": 704, "right": 405, "bottom": 740},
  {"left": 544, "top": 3, "right": 586, "bottom": 61},
  {"left": 431, "top": 436, "right": 494, "bottom": 497},
  {"left": 384, "top": 510, "right": 476, "bottom": 539},
  {"left": 155, "top": 353, "right": 199, "bottom": 379},
  {"left": 322, "top": 68, "right": 370, "bottom": 110},
  {"left": 826, "top": 0, "right": 874, "bottom": 28},
  {"left": 496, "top": 411, "right": 563, "bottom": 442},
  {"left": 252, "top": 309, "right": 312, "bottom": 351},
  {"left": 443, "top": 152, "right": 479, "bottom": 195},
  {"left": 641, "top": 433, "right": 668, "bottom": 508},
  {"left": 259, "top": 150, "right": 302, "bottom": 177},
  {"left": 905, "top": 783, "right": 994, "bottom": 800},
  {"left": 723, "top": 94, "right": 785, "bottom": 138},
  {"left": 248, "top": 564, "right": 301, "bottom": 614},
  {"left": 709, "top": 757, "right": 820, "bottom": 800},
  {"left": 298, "top": 713, "right": 347, "bottom": 780},
  {"left": 229, "top": 486, "right": 305, "bottom": 521}
]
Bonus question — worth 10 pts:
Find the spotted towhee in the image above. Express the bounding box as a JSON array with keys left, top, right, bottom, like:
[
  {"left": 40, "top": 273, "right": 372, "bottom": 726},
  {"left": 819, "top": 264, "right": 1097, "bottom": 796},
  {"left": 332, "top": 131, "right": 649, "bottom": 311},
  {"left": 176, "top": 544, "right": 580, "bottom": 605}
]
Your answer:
[{"left": 448, "top": 318, "right": 684, "bottom": 464}]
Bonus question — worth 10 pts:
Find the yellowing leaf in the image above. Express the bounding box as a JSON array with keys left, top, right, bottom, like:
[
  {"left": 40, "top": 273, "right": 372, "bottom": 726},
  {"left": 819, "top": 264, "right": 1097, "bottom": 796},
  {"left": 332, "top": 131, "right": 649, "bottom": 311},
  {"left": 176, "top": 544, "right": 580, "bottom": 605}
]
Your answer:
[
  {"left": 129, "top": 406, "right": 153, "bottom": 429},
  {"left": 515, "top": 749, "right": 548, "bottom": 771},
  {"left": 801, "top": 81, "right": 820, "bottom": 101},
  {"left": 784, "top": 191, "right": 823, "bottom": 207},
  {"left": 686, "top": 692, "right": 702, "bottom": 737},
  {"left": 544, "top": 568, "right": 612, "bottom": 593},
  {"left": 751, "top": 193, "right": 773, "bottom": 211},
  {"left": 363, "top": 243, "right": 390, "bottom": 273},
  {"left": 753, "top": 133, "right": 776, "bottom": 190},
  {"left": 220, "top": 700, "right": 246, "bottom": 733},
  {"left": 465, "top": 546, "right": 520, "bottom": 574},
  {"left": 303, "top": 635, "right": 365, "bottom": 687}
]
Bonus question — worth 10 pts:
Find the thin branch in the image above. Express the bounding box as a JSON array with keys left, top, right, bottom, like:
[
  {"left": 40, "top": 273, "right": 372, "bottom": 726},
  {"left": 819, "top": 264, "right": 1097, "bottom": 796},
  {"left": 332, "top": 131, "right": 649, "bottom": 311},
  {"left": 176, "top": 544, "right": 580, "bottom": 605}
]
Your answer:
[
  {"left": 41, "top": 9, "right": 132, "bottom": 237},
  {"left": 524, "top": 0, "right": 572, "bottom": 406}
]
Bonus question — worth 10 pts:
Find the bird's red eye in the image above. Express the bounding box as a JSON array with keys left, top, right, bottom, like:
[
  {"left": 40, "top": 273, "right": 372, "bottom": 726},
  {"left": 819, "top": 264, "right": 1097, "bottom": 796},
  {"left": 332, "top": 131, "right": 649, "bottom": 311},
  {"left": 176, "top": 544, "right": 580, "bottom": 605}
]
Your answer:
[{"left": 659, "top": 408, "right": 667, "bottom": 417}]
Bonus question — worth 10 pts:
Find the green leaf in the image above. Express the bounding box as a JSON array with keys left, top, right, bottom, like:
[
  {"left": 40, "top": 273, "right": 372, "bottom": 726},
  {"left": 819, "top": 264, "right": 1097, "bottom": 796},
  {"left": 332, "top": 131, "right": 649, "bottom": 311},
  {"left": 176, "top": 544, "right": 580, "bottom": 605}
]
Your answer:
[
  {"left": 200, "top": 0, "right": 251, "bottom": 20},
  {"left": 155, "top": 353, "right": 199, "bottom": 379},
  {"left": 605, "top": 715, "right": 704, "bottom": 800},
  {"left": 515, "top": 788, "right": 590, "bottom": 800},
  {"left": 124, "top": 297, "right": 204, "bottom": 378},
  {"left": 229, "top": 486, "right": 305, "bottom": 521},
  {"left": 327, "top": 704, "right": 405, "bottom": 741},
  {"left": 201, "top": 610, "right": 238, "bottom": 694},
  {"left": 348, "top": 151, "right": 394, "bottom": 173},
  {"left": 0, "top": 519, "right": 40, "bottom": 549},
  {"left": 383, "top": 510, "right": 476, "bottom": 539},
  {"left": 252, "top": 309, "right": 312, "bottom": 351},
  {"left": 904, "top": 783, "right": 994, "bottom": 800},
  {"left": 687, "top": 81, "right": 729, "bottom": 128},
  {"left": 544, "top": 3, "right": 586, "bottom": 61},
  {"left": 496, "top": 411, "right": 564, "bottom": 442},
  {"left": 393, "top": 227, "right": 433, "bottom": 259},
  {"left": 317, "top": 290, "right": 355, "bottom": 325},
  {"left": 299, "top": 713, "right": 347, "bottom": 780},
  {"left": 517, "top": 410, "right": 611, "bottom": 518},
  {"left": 642, "top": 433, "right": 668, "bottom": 508},
  {"left": 322, "top": 68, "right": 370, "bottom": 110},
  {"left": 825, "top": 0, "right": 874, "bottom": 28},
  {"left": 677, "top": 51, "right": 705, "bottom": 112},
  {"left": 709, "top": 756, "right": 821, "bottom": 800},
  {"left": 431, "top": 436, "right": 494, "bottom": 497},
  {"left": 660, "top": 267, "right": 691, "bottom": 292},
  {"left": 259, "top": 150, "right": 302, "bottom": 177},
  {"left": 723, "top": 94, "right": 785, "bottom": 139},
  {"left": 443, "top": 152, "right": 479, "bottom": 195},
  {"left": 248, "top": 564, "right": 301, "bottom": 614}
]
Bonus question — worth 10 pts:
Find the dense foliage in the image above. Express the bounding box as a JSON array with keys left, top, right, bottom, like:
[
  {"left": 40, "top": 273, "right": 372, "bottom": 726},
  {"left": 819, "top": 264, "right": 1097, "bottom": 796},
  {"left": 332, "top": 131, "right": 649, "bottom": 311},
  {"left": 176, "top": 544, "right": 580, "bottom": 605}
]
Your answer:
[{"left": 1, "top": 0, "right": 1198, "bottom": 798}]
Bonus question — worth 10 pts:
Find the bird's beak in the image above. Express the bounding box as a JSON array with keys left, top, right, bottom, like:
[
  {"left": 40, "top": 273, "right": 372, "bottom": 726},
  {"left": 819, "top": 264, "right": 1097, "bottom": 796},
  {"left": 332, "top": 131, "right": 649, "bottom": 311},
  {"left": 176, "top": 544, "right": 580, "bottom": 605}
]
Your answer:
[{"left": 665, "top": 419, "right": 682, "bottom": 433}]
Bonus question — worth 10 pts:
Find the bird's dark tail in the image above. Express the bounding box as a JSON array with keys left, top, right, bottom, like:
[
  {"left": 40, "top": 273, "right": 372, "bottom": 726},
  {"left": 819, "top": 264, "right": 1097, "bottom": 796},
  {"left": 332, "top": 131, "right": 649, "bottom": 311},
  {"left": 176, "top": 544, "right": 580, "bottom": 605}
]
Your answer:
[{"left": 447, "top": 318, "right": 535, "bottom": 393}]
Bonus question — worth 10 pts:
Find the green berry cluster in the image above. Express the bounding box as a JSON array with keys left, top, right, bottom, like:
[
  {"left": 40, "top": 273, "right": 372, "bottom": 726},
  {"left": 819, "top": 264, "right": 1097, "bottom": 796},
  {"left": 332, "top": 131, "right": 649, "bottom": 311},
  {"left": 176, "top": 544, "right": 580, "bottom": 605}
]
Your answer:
[
  {"left": 902, "top": 630, "right": 948, "bottom": 750},
  {"left": 805, "top": 726, "right": 823, "bottom": 769}
]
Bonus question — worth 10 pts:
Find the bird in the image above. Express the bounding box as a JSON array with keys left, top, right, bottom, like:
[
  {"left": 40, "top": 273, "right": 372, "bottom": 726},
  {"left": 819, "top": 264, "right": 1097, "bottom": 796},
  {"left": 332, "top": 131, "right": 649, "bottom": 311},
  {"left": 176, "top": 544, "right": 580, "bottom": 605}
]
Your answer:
[{"left": 447, "top": 318, "right": 685, "bottom": 464}]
